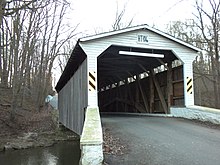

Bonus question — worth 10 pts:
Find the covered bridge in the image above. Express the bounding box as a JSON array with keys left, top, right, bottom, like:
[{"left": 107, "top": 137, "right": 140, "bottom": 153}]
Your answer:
[{"left": 55, "top": 24, "right": 200, "bottom": 135}]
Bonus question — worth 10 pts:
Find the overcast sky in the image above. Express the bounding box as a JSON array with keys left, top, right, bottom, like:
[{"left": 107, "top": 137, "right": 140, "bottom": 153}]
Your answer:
[{"left": 69, "top": 0, "right": 196, "bottom": 35}]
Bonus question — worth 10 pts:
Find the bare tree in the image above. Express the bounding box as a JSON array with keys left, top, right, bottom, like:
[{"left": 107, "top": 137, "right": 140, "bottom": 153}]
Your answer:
[
  {"left": 0, "top": 0, "right": 39, "bottom": 26},
  {"left": 0, "top": 0, "right": 6, "bottom": 27},
  {"left": 0, "top": 0, "right": 78, "bottom": 120},
  {"left": 194, "top": 0, "right": 220, "bottom": 108},
  {"left": 112, "top": 2, "right": 134, "bottom": 31},
  {"left": 28, "top": 0, "right": 78, "bottom": 111},
  {"left": 166, "top": 0, "right": 220, "bottom": 108},
  {"left": 57, "top": 40, "right": 74, "bottom": 73}
]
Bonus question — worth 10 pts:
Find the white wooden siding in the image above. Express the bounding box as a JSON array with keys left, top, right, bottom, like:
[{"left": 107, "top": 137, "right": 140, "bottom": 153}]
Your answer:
[
  {"left": 79, "top": 28, "right": 199, "bottom": 107},
  {"left": 80, "top": 29, "right": 198, "bottom": 61}
]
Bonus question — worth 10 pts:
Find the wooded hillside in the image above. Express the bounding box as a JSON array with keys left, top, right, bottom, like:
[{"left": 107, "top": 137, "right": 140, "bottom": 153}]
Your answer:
[{"left": 0, "top": 0, "right": 76, "bottom": 120}]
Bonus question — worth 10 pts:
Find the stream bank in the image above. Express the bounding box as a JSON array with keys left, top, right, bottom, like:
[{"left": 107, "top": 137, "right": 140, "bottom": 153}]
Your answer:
[{"left": 0, "top": 100, "right": 79, "bottom": 152}]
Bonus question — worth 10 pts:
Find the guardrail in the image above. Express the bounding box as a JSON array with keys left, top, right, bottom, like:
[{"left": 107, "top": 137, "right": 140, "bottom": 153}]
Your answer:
[{"left": 80, "top": 107, "right": 103, "bottom": 165}]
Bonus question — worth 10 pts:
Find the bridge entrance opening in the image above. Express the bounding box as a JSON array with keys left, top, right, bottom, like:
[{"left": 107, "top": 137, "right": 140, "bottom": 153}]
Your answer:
[{"left": 98, "top": 45, "right": 184, "bottom": 114}]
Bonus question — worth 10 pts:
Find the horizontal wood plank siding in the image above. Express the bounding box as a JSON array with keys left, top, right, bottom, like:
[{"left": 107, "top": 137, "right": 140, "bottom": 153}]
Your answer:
[{"left": 80, "top": 29, "right": 198, "bottom": 63}]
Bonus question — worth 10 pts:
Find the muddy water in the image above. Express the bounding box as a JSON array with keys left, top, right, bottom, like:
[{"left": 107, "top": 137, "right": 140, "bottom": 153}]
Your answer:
[{"left": 0, "top": 141, "right": 80, "bottom": 165}]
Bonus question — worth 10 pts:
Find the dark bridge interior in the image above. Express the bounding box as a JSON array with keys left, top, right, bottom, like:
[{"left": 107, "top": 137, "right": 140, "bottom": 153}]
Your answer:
[{"left": 97, "top": 45, "right": 184, "bottom": 114}]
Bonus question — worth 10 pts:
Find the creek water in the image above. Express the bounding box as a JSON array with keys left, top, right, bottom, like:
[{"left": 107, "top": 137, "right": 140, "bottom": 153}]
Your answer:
[{"left": 0, "top": 141, "right": 80, "bottom": 165}]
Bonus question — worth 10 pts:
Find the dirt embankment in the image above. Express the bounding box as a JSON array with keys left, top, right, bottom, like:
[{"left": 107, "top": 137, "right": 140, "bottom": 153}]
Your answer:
[{"left": 0, "top": 87, "right": 79, "bottom": 152}]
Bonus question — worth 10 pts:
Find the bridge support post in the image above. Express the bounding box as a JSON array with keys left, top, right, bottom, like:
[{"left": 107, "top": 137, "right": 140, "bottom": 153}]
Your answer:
[
  {"left": 80, "top": 144, "right": 103, "bottom": 165},
  {"left": 167, "top": 62, "right": 173, "bottom": 113},
  {"left": 183, "top": 62, "right": 194, "bottom": 106},
  {"left": 80, "top": 107, "right": 103, "bottom": 165}
]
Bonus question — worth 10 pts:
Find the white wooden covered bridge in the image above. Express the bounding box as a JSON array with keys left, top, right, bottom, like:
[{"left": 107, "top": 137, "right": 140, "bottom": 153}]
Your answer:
[
  {"left": 55, "top": 24, "right": 200, "bottom": 134},
  {"left": 55, "top": 24, "right": 201, "bottom": 164}
]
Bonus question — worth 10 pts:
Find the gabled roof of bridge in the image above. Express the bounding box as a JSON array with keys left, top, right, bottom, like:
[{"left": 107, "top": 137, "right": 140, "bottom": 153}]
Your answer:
[
  {"left": 56, "top": 24, "right": 201, "bottom": 92},
  {"left": 79, "top": 24, "right": 201, "bottom": 52}
]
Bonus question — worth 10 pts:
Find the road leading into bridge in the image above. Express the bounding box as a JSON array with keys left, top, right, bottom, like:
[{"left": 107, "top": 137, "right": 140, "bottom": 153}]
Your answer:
[{"left": 101, "top": 115, "right": 220, "bottom": 165}]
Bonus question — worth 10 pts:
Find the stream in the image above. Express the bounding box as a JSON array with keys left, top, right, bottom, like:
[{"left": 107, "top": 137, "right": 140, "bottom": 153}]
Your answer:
[{"left": 0, "top": 141, "right": 80, "bottom": 165}]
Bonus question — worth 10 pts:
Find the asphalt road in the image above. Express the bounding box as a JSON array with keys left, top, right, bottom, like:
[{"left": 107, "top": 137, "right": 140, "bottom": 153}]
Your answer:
[{"left": 101, "top": 115, "right": 220, "bottom": 165}]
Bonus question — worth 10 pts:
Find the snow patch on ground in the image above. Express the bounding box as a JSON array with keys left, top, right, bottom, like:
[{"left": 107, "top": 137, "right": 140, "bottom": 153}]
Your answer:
[{"left": 171, "top": 106, "right": 220, "bottom": 124}]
